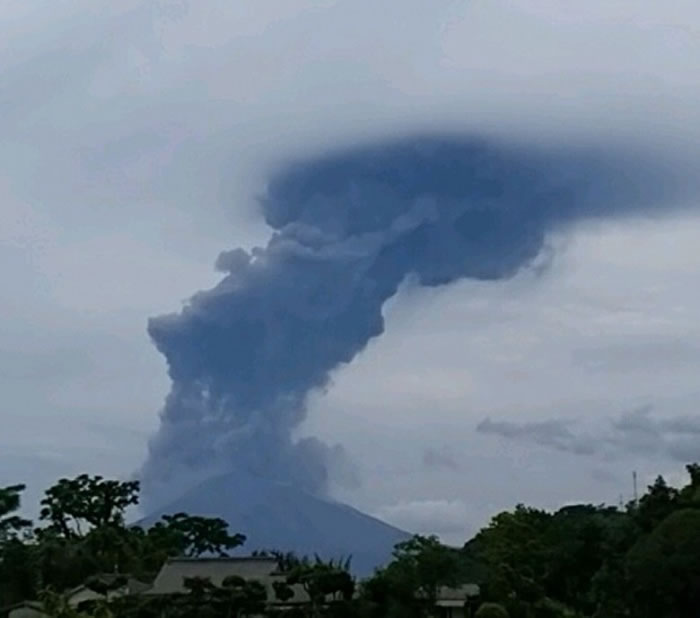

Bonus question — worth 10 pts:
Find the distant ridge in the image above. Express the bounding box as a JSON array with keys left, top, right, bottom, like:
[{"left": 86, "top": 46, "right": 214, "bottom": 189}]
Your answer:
[{"left": 139, "top": 471, "right": 410, "bottom": 575}]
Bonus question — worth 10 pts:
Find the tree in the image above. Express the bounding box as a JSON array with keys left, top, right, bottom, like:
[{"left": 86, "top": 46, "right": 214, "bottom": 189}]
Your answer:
[
  {"left": 274, "top": 555, "right": 355, "bottom": 617},
  {"left": 589, "top": 511, "right": 639, "bottom": 618},
  {"left": 361, "top": 535, "right": 463, "bottom": 617},
  {"left": 83, "top": 525, "right": 148, "bottom": 575},
  {"left": 215, "top": 575, "right": 267, "bottom": 617},
  {"left": 470, "top": 505, "right": 550, "bottom": 613},
  {"left": 158, "top": 512, "right": 246, "bottom": 557},
  {"left": 40, "top": 475, "right": 140, "bottom": 538},
  {"left": 0, "top": 537, "right": 38, "bottom": 607},
  {"left": 625, "top": 508, "right": 700, "bottom": 618},
  {"left": 468, "top": 503, "right": 627, "bottom": 617},
  {"left": 0, "top": 485, "right": 35, "bottom": 606},
  {"left": 31, "top": 477, "right": 149, "bottom": 591},
  {"left": 0, "top": 484, "right": 31, "bottom": 540},
  {"left": 685, "top": 462, "right": 700, "bottom": 487},
  {"left": 391, "top": 535, "right": 460, "bottom": 606},
  {"left": 272, "top": 579, "right": 295, "bottom": 603},
  {"left": 177, "top": 576, "right": 219, "bottom": 618},
  {"left": 678, "top": 463, "right": 700, "bottom": 507},
  {"left": 540, "top": 505, "right": 620, "bottom": 614},
  {"left": 36, "top": 476, "right": 156, "bottom": 582},
  {"left": 31, "top": 527, "right": 106, "bottom": 594},
  {"left": 634, "top": 475, "right": 679, "bottom": 532}
]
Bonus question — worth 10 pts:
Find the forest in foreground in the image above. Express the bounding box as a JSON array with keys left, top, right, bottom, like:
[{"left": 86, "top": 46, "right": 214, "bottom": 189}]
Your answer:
[{"left": 1, "top": 463, "right": 700, "bottom": 618}]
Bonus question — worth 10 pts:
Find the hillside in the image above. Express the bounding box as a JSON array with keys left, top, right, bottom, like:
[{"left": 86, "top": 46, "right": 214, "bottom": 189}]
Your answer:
[{"left": 139, "top": 471, "right": 410, "bottom": 575}]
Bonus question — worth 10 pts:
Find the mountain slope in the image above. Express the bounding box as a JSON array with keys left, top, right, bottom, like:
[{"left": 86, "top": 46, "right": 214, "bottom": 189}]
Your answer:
[{"left": 139, "top": 471, "right": 410, "bottom": 575}]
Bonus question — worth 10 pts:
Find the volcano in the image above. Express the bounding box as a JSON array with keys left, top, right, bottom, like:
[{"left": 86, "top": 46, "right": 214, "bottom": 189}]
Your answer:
[{"left": 140, "top": 471, "right": 410, "bottom": 575}]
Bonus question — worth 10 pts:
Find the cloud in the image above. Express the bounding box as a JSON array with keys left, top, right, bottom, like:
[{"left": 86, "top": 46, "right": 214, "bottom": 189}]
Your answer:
[
  {"left": 591, "top": 468, "right": 619, "bottom": 485},
  {"left": 376, "top": 499, "right": 471, "bottom": 540},
  {"left": 477, "top": 406, "right": 700, "bottom": 463},
  {"left": 477, "top": 418, "right": 598, "bottom": 456},
  {"left": 477, "top": 416, "right": 573, "bottom": 450},
  {"left": 423, "top": 448, "right": 459, "bottom": 471},
  {"left": 572, "top": 340, "right": 700, "bottom": 373}
]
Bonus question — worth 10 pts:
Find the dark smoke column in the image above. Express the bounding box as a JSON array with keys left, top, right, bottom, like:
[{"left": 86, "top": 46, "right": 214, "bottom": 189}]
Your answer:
[{"left": 140, "top": 135, "right": 678, "bottom": 507}]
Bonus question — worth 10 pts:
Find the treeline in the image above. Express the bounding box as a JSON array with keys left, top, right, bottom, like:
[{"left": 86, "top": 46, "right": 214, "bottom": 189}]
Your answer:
[{"left": 1, "top": 464, "right": 700, "bottom": 617}]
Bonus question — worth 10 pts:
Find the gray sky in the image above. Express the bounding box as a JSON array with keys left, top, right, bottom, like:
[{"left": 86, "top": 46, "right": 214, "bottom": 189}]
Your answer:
[{"left": 2, "top": 0, "right": 700, "bottom": 544}]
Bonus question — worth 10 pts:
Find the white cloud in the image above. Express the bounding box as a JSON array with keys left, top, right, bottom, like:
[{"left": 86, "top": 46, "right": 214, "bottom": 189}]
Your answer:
[{"left": 376, "top": 499, "right": 473, "bottom": 545}]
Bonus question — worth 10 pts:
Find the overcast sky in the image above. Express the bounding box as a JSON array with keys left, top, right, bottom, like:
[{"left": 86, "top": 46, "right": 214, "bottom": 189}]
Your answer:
[{"left": 2, "top": 0, "right": 700, "bottom": 545}]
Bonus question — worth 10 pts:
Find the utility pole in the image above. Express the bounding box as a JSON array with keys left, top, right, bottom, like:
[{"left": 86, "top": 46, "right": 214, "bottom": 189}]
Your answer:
[{"left": 633, "top": 471, "right": 639, "bottom": 507}]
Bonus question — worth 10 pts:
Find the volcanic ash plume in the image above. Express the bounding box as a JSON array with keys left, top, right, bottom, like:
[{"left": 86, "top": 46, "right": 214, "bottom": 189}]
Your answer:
[{"left": 140, "top": 135, "right": 686, "bottom": 506}]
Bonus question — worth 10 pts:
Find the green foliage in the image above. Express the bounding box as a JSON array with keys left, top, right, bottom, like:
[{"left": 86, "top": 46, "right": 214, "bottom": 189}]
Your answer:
[
  {"left": 0, "top": 484, "right": 35, "bottom": 606},
  {"left": 0, "top": 537, "right": 38, "bottom": 606},
  {"left": 361, "top": 534, "right": 468, "bottom": 617},
  {"left": 678, "top": 463, "right": 700, "bottom": 506},
  {"left": 216, "top": 576, "right": 267, "bottom": 616},
  {"left": 40, "top": 475, "right": 140, "bottom": 538},
  {"left": 625, "top": 508, "right": 700, "bottom": 618},
  {"left": 280, "top": 554, "right": 356, "bottom": 617},
  {"left": 469, "top": 504, "right": 550, "bottom": 611},
  {"left": 158, "top": 512, "right": 246, "bottom": 557},
  {"left": 0, "top": 484, "right": 32, "bottom": 540},
  {"left": 272, "top": 579, "right": 295, "bottom": 602},
  {"left": 390, "top": 534, "right": 460, "bottom": 603},
  {"left": 634, "top": 475, "right": 679, "bottom": 532}
]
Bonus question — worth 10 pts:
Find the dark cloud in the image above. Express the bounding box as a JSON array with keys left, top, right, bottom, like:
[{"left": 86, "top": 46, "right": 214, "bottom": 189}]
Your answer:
[{"left": 477, "top": 405, "right": 700, "bottom": 463}]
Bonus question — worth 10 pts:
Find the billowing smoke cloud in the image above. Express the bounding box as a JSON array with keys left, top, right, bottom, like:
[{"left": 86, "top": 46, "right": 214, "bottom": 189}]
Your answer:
[{"left": 140, "top": 134, "right": 691, "bottom": 506}]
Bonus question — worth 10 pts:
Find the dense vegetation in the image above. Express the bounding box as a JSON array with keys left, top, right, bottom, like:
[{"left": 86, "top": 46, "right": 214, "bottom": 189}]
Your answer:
[{"left": 1, "top": 464, "right": 700, "bottom": 617}]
